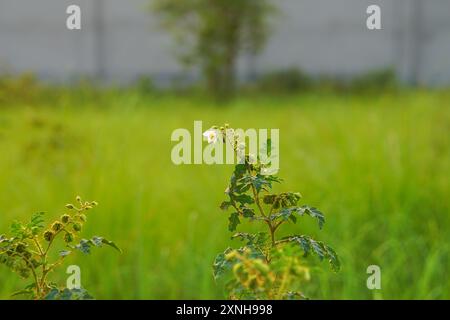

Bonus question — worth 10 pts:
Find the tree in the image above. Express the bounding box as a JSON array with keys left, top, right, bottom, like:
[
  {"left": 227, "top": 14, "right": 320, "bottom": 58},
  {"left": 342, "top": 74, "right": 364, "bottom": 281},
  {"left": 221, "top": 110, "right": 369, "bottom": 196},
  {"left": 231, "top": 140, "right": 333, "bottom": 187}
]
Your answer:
[{"left": 151, "top": 0, "right": 274, "bottom": 100}]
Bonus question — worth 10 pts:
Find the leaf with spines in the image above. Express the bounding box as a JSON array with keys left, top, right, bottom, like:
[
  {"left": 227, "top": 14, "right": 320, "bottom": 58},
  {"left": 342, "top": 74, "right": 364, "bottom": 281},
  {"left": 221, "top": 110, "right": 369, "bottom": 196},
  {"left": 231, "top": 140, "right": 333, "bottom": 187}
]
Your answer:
[
  {"left": 213, "top": 247, "right": 233, "bottom": 279},
  {"left": 90, "top": 236, "right": 122, "bottom": 253},
  {"left": 72, "top": 236, "right": 122, "bottom": 254},
  {"left": 280, "top": 235, "right": 340, "bottom": 272},
  {"left": 232, "top": 232, "right": 268, "bottom": 247},
  {"left": 228, "top": 212, "right": 240, "bottom": 231},
  {"left": 271, "top": 205, "right": 325, "bottom": 229}
]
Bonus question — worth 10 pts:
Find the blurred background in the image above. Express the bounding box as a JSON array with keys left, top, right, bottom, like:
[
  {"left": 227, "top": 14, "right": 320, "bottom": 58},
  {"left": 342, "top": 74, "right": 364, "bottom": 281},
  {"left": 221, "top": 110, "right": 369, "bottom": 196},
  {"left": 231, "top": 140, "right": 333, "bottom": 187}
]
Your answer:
[{"left": 0, "top": 0, "right": 449, "bottom": 299}]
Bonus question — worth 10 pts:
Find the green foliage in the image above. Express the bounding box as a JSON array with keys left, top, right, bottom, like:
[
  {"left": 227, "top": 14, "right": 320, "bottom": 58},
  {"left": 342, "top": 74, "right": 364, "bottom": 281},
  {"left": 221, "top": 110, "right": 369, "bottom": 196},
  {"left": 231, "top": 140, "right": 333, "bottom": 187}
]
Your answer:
[
  {"left": 0, "top": 196, "right": 121, "bottom": 300},
  {"left": 255, "top": 68, "right": 314, "bottom": 93},
  {"left": 0, "top": 88, "right": 449, "bottom": 299},
  {"left": 151, "top": 0, "right": 275, "bottom": 99},
  {"left": 44, "top": 287, "right": 93, "bottom": 300},
  {"left": 211, "top": 125, "right": 340, "bottom": 299}
]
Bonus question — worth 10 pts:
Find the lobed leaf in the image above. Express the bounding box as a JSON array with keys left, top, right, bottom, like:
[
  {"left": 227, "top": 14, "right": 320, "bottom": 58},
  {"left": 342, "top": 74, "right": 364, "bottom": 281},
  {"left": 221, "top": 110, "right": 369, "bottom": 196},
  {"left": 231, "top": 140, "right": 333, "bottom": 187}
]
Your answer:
[
  {"left": 228, "top": 212, "right": 240, "bottom": 232},
  {"left": 271, "top": 205, "right": 325, "bottom": 229},
  {"left": 281, "top": 235, "right": 340, "bottom": 272}
]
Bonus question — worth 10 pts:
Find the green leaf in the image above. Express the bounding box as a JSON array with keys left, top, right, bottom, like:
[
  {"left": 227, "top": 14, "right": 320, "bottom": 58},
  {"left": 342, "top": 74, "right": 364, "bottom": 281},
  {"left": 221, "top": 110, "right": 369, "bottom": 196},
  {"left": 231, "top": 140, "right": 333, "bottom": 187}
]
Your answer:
[
  {"left": 59, "top": 250, "right": 72, "bottom": 257},
  {"left": 60, "top": 288, "right": 73, "bottom": 300},
  {"left": 90, "top": 236, "right": 122, "bottom": 253},
  {"left": 10, "top": 221, "right": 24, "bottom": 239},
  {"left": 233, "top": 194, "right": 254, "bottom": 205},
  {"left": 232, "top": 232, "right": 268, "bottom": 247},
  {"left": 28, "top": 212, "right": 45, "bottom": 235},
  {"left": 241, "top": 207, "right": 255, "bottom": 218},
  {"left": 282, "top": 235, "right": 340, "bottom": 272},
  {"left": 98, "top": 237, "right": 122, "bottom": 253},
  {"left": 213, "top": 248, "right": 233, "bottom": 279},
  {"left": 271, "top": 205, "right": 325, "bottom": 229},
  {"left": 44, "top": 287, "right": 94, "bottom": 300},
  {"left": 11, "top": 289, "right": 34, "bottom": 298},
  {"left": 301, "top": 206, "right": 325, "bottom": 229},
  {"left": 72, "top": 237, "right": 121, "bottom": 254},
  {"left": 44, "top": 288, "right": 60, "bottom": 300},
  {"left": 220, "top": 201, "right": 232, "bottom": 211},
  {"left": 73, "top": 239, "right": 91, "bottom": 254},
  {"left": 228, "top": 212, "right": 240, "bottom": 232}
]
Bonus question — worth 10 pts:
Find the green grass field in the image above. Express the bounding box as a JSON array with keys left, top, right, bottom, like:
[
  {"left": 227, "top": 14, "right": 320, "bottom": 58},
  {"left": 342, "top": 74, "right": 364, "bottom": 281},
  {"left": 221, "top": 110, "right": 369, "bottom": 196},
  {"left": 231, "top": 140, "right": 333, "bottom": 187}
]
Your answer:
[{"left": 0, "top": 88, "right": 449, "bottom": 299}]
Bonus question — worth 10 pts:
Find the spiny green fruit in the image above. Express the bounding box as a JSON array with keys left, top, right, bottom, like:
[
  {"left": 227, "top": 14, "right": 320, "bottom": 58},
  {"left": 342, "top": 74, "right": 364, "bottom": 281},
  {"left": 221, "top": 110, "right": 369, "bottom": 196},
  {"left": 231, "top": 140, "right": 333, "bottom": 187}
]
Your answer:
[
  {"left": 64, "top": 232, "right": 74, "bottom": 243},
  {"left": 61, "top": 214, "right": 71, "bottom": 223},
  {"left": 15, "top": 243, "right": 27, "bottom": 253},
  {"left": 72, "top": 223, "right": 82, "bottom": 232},
  {"left": 43, "top": 230, "right": 55, "bottom": 242},
  {"left": 51, "top": 221, "right": 63, "bottom": 232}
]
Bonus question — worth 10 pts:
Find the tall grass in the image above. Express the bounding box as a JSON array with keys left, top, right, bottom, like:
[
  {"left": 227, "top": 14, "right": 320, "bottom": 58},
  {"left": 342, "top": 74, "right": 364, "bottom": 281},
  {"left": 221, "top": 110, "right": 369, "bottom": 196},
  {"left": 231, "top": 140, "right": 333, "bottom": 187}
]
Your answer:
[{"left": 0, "top": 88, "right": 449, "bottom": 299}]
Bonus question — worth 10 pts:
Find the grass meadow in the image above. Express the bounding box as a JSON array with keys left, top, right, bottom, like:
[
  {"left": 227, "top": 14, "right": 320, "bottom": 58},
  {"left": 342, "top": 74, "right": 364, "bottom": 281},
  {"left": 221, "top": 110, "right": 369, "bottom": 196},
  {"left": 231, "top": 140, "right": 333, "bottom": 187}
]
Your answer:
[{"left": 0, "top": 85, "right": 449, "bottom": 299}]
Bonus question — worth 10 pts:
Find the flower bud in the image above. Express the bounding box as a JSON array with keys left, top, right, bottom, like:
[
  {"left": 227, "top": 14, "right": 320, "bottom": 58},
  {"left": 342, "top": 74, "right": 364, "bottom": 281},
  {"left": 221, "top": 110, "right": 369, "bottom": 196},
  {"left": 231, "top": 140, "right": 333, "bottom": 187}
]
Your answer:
[
  {"left": 76, "top": 196, "right": 82, "bottom": 203},
  {"left": 65, "top": 204, "right": 75, "bottom": 210},
  {"left": 61, "top": 214, "right": 71, "bottom": 223},
  {"left": 78, "top": 214, "right": 87, "bottom": 222}
]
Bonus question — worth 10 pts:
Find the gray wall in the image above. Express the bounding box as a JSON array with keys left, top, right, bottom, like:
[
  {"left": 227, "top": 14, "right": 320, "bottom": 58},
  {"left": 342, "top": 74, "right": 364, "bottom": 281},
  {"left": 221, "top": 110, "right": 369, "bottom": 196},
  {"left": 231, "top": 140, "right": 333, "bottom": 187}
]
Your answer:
[{"left": 1, "top": 0, "right": 449, "bottom": 85}]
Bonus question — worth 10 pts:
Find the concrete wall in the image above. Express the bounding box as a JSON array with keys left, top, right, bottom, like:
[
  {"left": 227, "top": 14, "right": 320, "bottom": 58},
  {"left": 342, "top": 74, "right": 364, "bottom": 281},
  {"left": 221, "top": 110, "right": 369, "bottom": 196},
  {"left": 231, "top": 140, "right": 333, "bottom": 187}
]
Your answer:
[{"left": 0, "top": 0, "right": 449, "bottom": 85}]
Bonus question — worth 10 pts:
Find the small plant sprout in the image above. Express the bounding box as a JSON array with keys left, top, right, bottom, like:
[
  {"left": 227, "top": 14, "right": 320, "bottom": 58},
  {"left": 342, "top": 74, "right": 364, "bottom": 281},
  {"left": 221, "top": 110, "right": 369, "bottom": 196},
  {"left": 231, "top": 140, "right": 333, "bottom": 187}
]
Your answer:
[
  {"left": 0, "top": 196, "right": 121, "bottom": 300},
  {"left": 209, "top": 125, "right": 340, "bottom": 299}
]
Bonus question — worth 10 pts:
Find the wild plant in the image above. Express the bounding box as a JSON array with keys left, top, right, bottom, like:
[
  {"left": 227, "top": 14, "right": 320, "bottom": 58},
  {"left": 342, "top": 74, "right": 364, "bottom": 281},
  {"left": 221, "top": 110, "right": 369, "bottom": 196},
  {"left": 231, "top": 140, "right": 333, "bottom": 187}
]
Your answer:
[
  {"left": 210, "top": 125, "right": 340, "bottom": 299},
  {"left": 0, "top": 196, "right": 120, "bottom": 300}
]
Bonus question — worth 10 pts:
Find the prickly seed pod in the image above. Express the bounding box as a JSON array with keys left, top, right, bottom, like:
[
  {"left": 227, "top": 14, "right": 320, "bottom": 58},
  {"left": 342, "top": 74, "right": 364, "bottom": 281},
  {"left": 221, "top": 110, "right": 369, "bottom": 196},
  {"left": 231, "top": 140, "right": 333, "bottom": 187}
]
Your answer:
[
  {"left": 15, "top": 243, "right": 27, "bottom": 253},
  {"left": 61, "top": 214, "right": 71, "bottom": 223},
  {"left": 64, "top": 232, "right": 74, "bottom": 243},
  {"left": 51, "top": 221, "right": 64, "bottom": 232},
  {"left": 65, "top": 204, "right": 75, "bottom": 210},
  {"left": 72, "top": 223, "right": 82, "bottom": 232},
  {"left": 43, "top": 230, "right": 55, "bottom": 242},
  {"left": 31, "top": 259, "right": 40, "bottom": 268},
  {"left": 273, "top": 199, "right": 280, "bottom": 209}
]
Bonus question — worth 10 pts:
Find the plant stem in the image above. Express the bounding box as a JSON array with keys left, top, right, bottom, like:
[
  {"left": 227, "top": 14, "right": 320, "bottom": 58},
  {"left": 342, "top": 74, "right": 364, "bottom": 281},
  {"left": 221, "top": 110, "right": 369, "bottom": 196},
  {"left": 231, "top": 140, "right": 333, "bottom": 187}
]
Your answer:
[{"left": 14, "top": 252, "right": 40, "bottom": 298}]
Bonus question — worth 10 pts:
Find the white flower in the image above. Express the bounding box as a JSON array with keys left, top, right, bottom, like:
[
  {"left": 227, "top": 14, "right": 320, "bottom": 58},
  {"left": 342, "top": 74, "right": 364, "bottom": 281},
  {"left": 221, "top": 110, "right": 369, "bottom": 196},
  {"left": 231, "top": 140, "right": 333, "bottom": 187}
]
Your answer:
[{"left": 203, "top": 128, "right": 218, "bottom": 144}]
